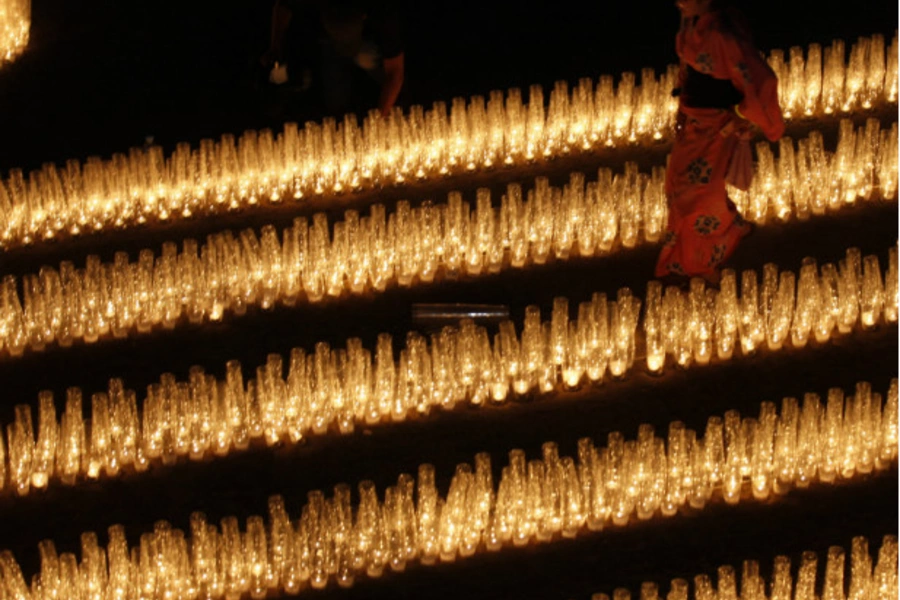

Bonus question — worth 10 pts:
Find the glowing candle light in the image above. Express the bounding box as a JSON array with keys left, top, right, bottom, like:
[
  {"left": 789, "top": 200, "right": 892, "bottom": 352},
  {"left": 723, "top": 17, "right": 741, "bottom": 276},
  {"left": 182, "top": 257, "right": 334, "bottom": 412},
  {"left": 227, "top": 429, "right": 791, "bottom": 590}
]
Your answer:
[
  {"left": 873, "top": 535, "right": 899, "bottom": 598},
  {"left": 639, "top": 582, "right": 660, "bottom": 600},
  {"left": 796, "top": 393, "right": 822, "bottom": 487},
  {"left": 695, "top": 574, "right": 715, "bottom": 600},
  {"left": 815, "top": 262, "right": 841, "bottom": 342},
  {"left": 643, "top": 281, "right": 665, "bottom": 373},
  {"left": 0, "top": 385, "right": 892, "bottom": 596},
  {"left": 738, "top": 269, "right": 765, "bottom": 356},
  {"left": 689, "top": 279, "right": 715, "bottom": 365},
  {"left": 7, "top": 119, "right": 896, "bottom": 360},
  {"left": 885, "top": 36, "right": 899, "bottom": 103},
  {"left": 0, "top": 550, "right": 30, "bottom": 599},
  {"left": 791, "top": 258, "right": 820, "bottom": 347},
  {"left": 878, "top": 123, "right": 899, "bottom": 203},
  {"left": 721, "top": 411, "right": 744, "bottom": 504},
  {"left": 823, "top": 39, "right": 846, "bottom": 115},
  {"left": 773, "top": 396, "right": 801, "bottom": 495},
  {"left": 614, "top": 589, "right": 632, "bottom": 600},
  {"left": 838, "top": 247, "right": 863, "bottom": 334},
  {"left": 861, "top": 254, "right": 885, "bottom": 327},
  {"left": 795, "top": 44, "right": 821, "bottom": 116},
  {"left": 1, "top": 243, "right": 897, "bottom": 495},
  {"left": 666, "top": 579, "right": 689, "bottom": 600},
  {"left": 823, "top": 546, "right": 847, "bottom": 600},
  {"left": 588, "top": 536, "right": 898, "bottom": 600},
  {"left": 749, "top": 402, "right": 775, "bottom": 499},
  {"left": 0, "top": 35, "right": 891, "bottom": 253},
  {"left": 31, "top": 391, "right": 56, "bottom": 490},
  {"left": 0, "top": 0, "right": 29, "bottom": 67},
  {"left": 6, "top": 405, "right": 33, "bottom": 496},
  {"left": 716, "top": 565, "right": 738, "bottom": 600},
  {"left": 766, "top": 270, "right": 795, "bottom": 351}
]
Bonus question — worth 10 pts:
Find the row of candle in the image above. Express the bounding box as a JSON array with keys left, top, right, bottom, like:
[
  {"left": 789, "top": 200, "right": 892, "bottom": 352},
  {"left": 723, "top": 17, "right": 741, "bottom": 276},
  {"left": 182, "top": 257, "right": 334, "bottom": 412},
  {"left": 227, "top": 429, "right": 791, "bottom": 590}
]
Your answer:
[
  {"left": 730, "top": 119, "right": 896, "bottom": 223},
  {"left": 772, "top": 33, "right": 898, "bottom": 118},
  {"left": 0, "top": 34, "right": 895, "bottom": 250},
  {"left": 643, "top": 246, "right": 897, "bottom": 370},
  {"left": 585, "top": 535, "right": 897, "bottom": 600},
  {"left": 1, "top": 121, "right": 895, "bottom": 358},
  {"left": 1, "top": 382, "right": 895, "bottom": 600},
  {"left": 0, "top": 0, "right": 29, "bottom": 66},
  {"left": 0, "top": 245, "right": 895, "bottom": 496}
]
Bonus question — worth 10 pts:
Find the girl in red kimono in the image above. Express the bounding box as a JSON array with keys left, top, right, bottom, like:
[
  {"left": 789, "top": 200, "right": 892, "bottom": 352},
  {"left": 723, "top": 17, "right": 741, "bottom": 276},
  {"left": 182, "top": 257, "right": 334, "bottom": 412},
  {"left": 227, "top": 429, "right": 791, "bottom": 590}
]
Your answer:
[{"left": 656, "top": 0, "right": 785, "bottom": 284}]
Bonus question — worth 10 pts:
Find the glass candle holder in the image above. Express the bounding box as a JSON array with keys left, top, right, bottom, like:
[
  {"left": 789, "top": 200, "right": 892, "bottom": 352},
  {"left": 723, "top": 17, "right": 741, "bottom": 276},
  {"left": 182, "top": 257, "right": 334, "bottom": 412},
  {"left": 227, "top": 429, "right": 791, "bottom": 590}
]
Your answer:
[
  {"left": 815, "top": 263, "right": 841, "bottom": 343},
  {"left": 796, "top": 393, "right": 822, "bottom": 487},
  {"left": 860, "top": 254, "right": 885, "bottom": 328},
  {"left": 823, "top": 546, "right": 846, "bottom": 600},
  {"left": 613, "top": 588, "right": 633, "bottom": 600},
  {"left": 715, "top": 269, "right": 739, "bottom": 360},
  {"left": 751, "top": 402, "right": 776, "bottom": 499},
  {"left": 791, "top": 259, "right": 819, "bottom": 348},
  {"left": 722, "top": 410, "right": 744, "bottom": 504},
  {"left": 643, "top": 281, "right": 665, "bottom": 373},
  {"left": 837, "top": 248, "right": 862, "bottom": 334},
  {"left": 689, "top": 279, "right": 715, "bottom": 365},
  {"left": 694, "top": 574, "right": 716, "bottom": 600},
  {"left": 639, "top": 582, "right": 659, "bottom": 600},
  {"left": 739, "top": 269, "right": 765, "bottom": 355},
  {"left": 666, "top": 579, "right": 689, "bottom": 600},
  {"left": 795, "top": 550, "right": 819, "bottom": 600},
  {"left": 878, "top": 380, "right": 898, "bottom": 469},
  {"left": 849, "top": 536, "right": 873, "bottom": 600},
  {"left": 769, "top": 555, "right": 792, "bottom": 600},
  {"left": 687, "top": 428, "right": 710, "bottom": 509},
  {"left": 31, "top": 391, "right": 57, "bottom": 489},
  {"left": 873, "top": 535, "right": 899, "bottom": 598},
  {"left": 8, "top": 404, "right": 35, "bottom": 496},
  {"left": 773, "top": 397, "right": 799, "bottom": 494},
  {"left": 662, "top": 421, "right": 686, "bottom": 516},
  {"left": 766, "top": 271, "right": 795, "bottom": 351}
]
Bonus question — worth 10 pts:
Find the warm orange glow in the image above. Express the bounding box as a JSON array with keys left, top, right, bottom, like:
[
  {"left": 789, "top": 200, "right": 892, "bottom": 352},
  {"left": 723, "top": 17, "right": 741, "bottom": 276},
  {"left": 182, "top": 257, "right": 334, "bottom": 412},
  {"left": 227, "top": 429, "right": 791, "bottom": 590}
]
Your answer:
[
  {"left": 0, "top": 381, "right": 895, "bottom": 598},
  {"left": 0, "top": 35, "right": 894, "bottom": 250},
  {"left": 588, "top": 535, "right": 897, "bottom": 600},
  {"left": 0, "top": 122, "right": 894, "bottom": 358},
  {"left": 0, "top": 245, "right": 895, "bottom": 495},
  {"left": 0, "top": 0, "right": 28, "bottom": 66}
]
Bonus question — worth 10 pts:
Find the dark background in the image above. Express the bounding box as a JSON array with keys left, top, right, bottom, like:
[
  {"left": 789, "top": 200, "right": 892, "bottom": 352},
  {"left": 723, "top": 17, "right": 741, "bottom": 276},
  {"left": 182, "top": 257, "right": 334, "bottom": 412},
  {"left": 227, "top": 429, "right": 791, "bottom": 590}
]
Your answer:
[
  {"left": 0, "top": 0, "right": 896, "bottom": 173},
  {"left": 0, "top": 2, "right": 896, "bottom": 599}
]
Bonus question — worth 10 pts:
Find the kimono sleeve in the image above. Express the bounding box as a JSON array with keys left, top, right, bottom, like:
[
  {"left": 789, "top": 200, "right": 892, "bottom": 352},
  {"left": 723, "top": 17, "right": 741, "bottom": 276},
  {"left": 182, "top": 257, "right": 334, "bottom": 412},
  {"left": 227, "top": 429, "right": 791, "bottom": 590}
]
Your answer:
[{"left": 712, "top": 29, "right": 786, "bottom": 142}]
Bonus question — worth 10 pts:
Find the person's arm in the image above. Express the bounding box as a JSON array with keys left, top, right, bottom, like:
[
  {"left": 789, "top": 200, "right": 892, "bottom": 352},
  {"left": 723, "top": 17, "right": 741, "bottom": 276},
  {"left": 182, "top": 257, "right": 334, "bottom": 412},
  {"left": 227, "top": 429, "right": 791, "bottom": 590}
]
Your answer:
[
  {"left": 379, "top": 53, "right": 404, "bottom": 118},
  {"left": 713, "top": 29, "right": 785, "bottom": 141},
  {"left": 263, "top": 1, "right": 293, "bottom": 66}
]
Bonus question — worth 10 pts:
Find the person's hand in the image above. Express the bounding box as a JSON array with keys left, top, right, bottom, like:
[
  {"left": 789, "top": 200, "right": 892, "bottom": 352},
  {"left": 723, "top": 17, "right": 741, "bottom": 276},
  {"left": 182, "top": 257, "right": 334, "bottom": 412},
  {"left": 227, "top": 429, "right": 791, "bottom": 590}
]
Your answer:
[
  {"left": 730, "top": 105, "right": 754, "bottom": 139},
  {"left": 355, "top": 48, "right": 380, "bottom": 71},
  {"left": 269, "top": 62, "right": 289, "bottom": 85}
]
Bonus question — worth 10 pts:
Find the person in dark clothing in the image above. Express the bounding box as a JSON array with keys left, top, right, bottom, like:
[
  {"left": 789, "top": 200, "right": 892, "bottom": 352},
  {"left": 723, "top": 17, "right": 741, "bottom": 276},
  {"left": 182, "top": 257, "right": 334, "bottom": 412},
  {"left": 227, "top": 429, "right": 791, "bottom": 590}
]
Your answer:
[{"left": 262, "top": 0, "right": 405, "bottom": 118}]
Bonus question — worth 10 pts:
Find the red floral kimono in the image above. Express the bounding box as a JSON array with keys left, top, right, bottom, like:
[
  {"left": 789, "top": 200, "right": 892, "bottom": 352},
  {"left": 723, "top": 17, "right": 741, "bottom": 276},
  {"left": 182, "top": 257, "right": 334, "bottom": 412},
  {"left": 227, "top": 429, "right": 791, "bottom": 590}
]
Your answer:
[{"left": 655, "top": 9, "right": 785, "bottom": 280}]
